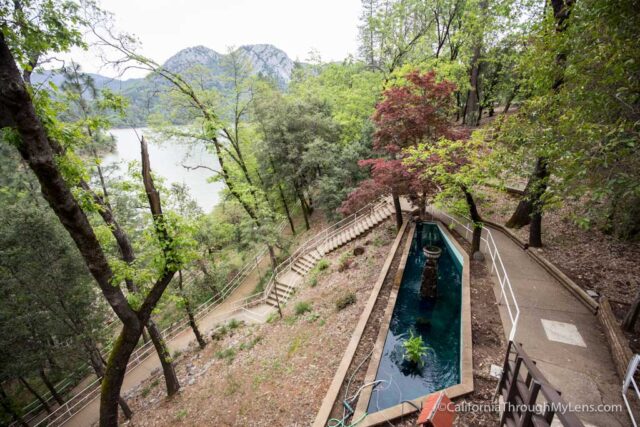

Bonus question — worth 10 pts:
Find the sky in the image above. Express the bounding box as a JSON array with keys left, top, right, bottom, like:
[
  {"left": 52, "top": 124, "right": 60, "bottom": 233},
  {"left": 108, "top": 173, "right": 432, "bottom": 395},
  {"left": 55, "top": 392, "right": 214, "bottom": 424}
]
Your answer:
[{"left": 68, "top": 0, "right": 363, "bottom": 78}]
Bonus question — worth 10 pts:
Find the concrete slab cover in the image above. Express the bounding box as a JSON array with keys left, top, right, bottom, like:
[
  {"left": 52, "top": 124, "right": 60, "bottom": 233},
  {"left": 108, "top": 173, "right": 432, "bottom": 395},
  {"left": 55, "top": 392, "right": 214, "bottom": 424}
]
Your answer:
[{"left": 541, "top": 319, "right": 587, "bottom": 347}]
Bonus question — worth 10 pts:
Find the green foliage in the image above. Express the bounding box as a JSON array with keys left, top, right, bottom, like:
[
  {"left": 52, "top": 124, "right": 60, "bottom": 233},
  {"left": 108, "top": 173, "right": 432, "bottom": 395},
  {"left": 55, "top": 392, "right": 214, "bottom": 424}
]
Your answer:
[
  {"left": 335, "top": 292, "right": 357, "bottom": 311},
  {"left": 214, "top": 347, "right": 237, "bottom": 363},
  {"left": 175, "top": 409, "right": 188, "bottom": 420},
  {"left": 294, "top": 301, "right": 312, "bottom": 316},
  {"left": 239, "top": 335, "right": 262, "bottom": 351},
  {"left": 403, "top": 331, "right": 429, "bottom": 365},
  {"left": 227, "top": 319, "right": 243, "bottom": 330},
  {"left": 316, "top": 259, "right": 330, "bottom": 271},
  {"left": 307, "top": 259, "right": 329, "bottom": 288}
]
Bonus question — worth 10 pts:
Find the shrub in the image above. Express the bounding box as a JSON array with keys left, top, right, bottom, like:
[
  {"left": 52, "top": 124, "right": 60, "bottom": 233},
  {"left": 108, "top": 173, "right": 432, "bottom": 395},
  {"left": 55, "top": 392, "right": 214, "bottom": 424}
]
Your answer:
[
  {"left": 403, "top": 331, "right": 429, "bottom": 365},
  {"left": 316, "top": 259, "right": 330, "bottom": 270},
  {"left": 308, "top": 275, "right": 318, "bottom": 287},
  {"left": 211, "top": 325, "right": 229, "bottom": 341},
  {"left": 336, "top": 292, "right": 356, "bottom": 310},
  {"left": 294, "top": 301, "right": 312, "bottom": 316},
  {"left": 227, "top": 319, "right": 243, "bottom": 330}
]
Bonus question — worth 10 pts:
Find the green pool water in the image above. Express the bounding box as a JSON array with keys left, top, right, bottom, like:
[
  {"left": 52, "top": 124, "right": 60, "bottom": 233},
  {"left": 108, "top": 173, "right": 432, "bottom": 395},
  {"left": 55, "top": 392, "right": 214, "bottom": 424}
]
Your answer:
[{"left": 367, "top": 222, "right": 463, "bottom": 413}]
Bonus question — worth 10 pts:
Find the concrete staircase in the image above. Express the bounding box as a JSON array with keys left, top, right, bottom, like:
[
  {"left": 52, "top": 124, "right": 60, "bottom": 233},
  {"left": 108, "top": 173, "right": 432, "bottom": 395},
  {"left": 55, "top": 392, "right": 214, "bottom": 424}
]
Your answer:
[{"left": 265, "top": 200, "right": 394, "bottom": 308}]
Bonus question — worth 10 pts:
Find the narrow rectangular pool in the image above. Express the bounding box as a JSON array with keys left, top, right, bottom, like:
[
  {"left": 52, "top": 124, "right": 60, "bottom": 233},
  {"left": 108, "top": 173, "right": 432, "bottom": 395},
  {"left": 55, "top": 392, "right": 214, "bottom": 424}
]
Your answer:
[{"left": 367, "top": 222, "right": 463, "bottom": 413}]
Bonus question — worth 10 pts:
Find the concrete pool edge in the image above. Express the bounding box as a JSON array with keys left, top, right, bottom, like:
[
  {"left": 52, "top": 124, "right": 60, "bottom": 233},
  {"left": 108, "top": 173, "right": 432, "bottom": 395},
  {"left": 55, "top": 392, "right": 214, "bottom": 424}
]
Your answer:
[
  {"left": 312, "top": 219, "right": 410, "bottom": 427},
  {"left": 353, "top": 220, "right": 473, "bottom": 426}
]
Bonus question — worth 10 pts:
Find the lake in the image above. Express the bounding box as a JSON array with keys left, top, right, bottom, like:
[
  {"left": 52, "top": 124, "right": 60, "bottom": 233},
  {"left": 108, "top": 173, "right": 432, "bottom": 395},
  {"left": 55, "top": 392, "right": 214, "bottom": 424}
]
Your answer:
[{"left": 104, "top": 128, "right": 222, "bottom": 212}]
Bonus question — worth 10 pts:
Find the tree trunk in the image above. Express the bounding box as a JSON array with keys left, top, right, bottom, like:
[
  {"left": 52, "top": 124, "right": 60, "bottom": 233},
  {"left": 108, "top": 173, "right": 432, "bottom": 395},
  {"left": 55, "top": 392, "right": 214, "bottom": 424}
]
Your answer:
[
  {"left": 463, "top": 188, "right": 483, "bottom": 256},
  {"left": 306, "top": 192, "right": 314, "bottom": 215},
  {"left": 527, "top": 158, "right": 548, "bottom": 248},
  {"left": 418, "top": 191, "right": 427, "bottom": 220},
  {"left": 19, "top": 376, "right": 51, "bottom": 413},
  {"left": 0, "top": 384, "right": 28, "bottom": 427},
  {"left": 509, "top": 0, "right": 573, "bottom": 240},
  {"left": 0, "top": 33, "right": 178, "bottom": 426},
  {"left": 505, "top": 177, "right": 534, "bottom": 228},
  {"left": 267, "top": 244, "right": 278, "bottom": 271},
  {"left": 623, "top": 289, "right": 640, "bottom": 332},
  {"left": 100, "top": 325, "right": 143, "bottom": 426},
  {"left": 146, "top": 322, "right": 180, "bottom": 396},
  {"left": 80, "top": 172, "right": 179, "bottom": 396},
  {"left": 392, "top": 191, "right": 403, "bottom": 230},
  {"left": 85, "top": 342, "right": 132, "bottom": 420},
  {"left": 278, "top": 183, "right": 295, "bottom": 235},
  {"left": 39, "top": 368, "right": 64, "bottom": 406},
  {"left": 141, "top": 329, "right": 150, "bottom": 344},
  {"left": 295, "top": 183, "right": 310, "bottom": 230},
  {"left": 503, "top": 84, "right": 519, "bottom": 115},
  {"left": 178, "top": 271, "right": 206, "bottom": 349}
]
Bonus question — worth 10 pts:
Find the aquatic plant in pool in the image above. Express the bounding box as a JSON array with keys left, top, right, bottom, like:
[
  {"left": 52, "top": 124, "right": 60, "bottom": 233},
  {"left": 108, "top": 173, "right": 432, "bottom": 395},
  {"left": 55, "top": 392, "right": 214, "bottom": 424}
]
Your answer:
[
  {"left": 367, "top": 222, "right": 463, "bottom": 413},
  {"left": 403, "top": 331, "right": 431, "bottom": 366}
]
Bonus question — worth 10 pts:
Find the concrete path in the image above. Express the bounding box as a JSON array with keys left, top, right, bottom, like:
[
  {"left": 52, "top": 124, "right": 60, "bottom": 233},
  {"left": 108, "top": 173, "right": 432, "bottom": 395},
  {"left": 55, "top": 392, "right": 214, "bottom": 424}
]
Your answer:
[{"left": 484, "top": 225, "right": 627, "bottom": 426}]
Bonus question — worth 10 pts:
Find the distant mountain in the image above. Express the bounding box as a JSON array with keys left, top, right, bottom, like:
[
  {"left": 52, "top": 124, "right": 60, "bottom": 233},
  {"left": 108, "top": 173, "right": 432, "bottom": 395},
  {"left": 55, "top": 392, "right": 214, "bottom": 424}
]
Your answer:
[{"left": 33, "top": 44, "right": 302, "bottom": 125}]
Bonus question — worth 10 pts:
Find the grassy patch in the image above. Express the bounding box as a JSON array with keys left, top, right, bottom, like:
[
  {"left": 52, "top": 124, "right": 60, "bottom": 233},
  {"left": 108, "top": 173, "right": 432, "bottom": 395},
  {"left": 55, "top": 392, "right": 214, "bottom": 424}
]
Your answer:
[
  {"left": 336, "top": 292, "right": 356, "bottom": 311},
  {"left": 287, "top": 333, "right": 308, "bottom": 358},
  {"left": 294, "top": 301, "right": 312, "bottom": 315},
  {"left": 175, "top": 409, "right": 187, "bottom": 421},
  {"left": 224, "top": 374, "right": 240, "bottom": 396},
  {"left": 372, "top": 235, "right": 385, "bottom": 247},
  {"left": 316, "top": 259, "right": 330, "bottom": 270},
  {"left": 214, "top": 347, "right": 237, "bottom": 364},
  {"left": 307, "top": 259, "right": 329, "bottom": 287},
  {"left": 239, "top": 335, "right": 262, "bottom": 351},
  {"left": 227, "top": 318, "right": 243, "bottom": 330},
  {"left": 283, "top": 315, "right": 298, "bottom": 325},
  {"left": 306, "top": 312, "right": 321, "bottom": 323}
]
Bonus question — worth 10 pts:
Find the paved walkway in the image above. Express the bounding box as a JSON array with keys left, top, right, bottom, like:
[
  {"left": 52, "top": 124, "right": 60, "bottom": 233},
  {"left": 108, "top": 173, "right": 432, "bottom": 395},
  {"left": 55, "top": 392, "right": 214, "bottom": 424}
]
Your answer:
[{"left": 483, "top": 225, "right": 627, "bottom": 426}]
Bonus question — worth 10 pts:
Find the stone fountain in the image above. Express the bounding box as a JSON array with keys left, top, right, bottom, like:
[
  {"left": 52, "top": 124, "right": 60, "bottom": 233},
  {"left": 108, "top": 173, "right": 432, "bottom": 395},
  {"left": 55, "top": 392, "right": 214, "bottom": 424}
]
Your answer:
[{"left": 420, "top": 245, "right": 442, "bottom": 299}]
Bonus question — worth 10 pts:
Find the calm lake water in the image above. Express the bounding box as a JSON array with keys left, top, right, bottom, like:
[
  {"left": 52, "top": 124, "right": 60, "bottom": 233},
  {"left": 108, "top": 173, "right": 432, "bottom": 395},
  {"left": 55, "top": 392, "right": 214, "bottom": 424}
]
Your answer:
[{"left": 104, "top": 128, "right": 222, "bottom": 212}]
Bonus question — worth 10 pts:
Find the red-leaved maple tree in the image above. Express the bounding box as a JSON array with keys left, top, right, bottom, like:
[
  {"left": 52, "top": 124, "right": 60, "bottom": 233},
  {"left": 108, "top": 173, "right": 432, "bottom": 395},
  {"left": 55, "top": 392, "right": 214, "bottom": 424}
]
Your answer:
[{"left": 340, "top": 70, "right": 462, "bottom": 224}]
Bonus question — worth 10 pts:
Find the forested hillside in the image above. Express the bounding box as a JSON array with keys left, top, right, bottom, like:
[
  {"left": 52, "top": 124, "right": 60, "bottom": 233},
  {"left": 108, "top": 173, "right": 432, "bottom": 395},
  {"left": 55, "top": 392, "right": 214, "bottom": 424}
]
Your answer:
[{"left": 0, "top": 0, "right": 638, "bottom": 425}]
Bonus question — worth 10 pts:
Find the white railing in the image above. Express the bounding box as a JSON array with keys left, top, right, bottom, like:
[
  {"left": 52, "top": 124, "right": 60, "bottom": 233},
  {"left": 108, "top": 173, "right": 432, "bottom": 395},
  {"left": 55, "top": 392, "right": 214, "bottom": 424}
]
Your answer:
[
  {"left": 427, "top": 206, "right": 520, "bottom": 342},
  {"left": 29, "top": 212, "right": 298, "bottom": 427},
  {"left": 623, "top": 354, "right": 640, "bottom": 427},
  {"left": 262, "top": 198, "right": 391, "bottom": 303}
]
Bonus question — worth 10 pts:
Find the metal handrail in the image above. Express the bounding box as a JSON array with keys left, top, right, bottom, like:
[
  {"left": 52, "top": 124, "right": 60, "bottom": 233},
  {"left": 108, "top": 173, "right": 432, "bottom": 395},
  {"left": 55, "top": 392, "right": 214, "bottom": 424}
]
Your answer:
[
  {"left": 262, "top": 198, "right": 390, "bottom": 301},
  {"left": 427, "top": 205, "right": 520, "bottom": 342},
  {"left": 623, "top": 354, "right": 640, "bottom": 427}
]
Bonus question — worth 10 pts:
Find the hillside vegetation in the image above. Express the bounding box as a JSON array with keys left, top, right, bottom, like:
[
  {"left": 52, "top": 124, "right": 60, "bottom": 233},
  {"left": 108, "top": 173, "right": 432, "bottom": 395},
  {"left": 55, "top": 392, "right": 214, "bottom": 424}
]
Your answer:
[{"left": 0, "top": 0, "right": 638, "bottom": 425}]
